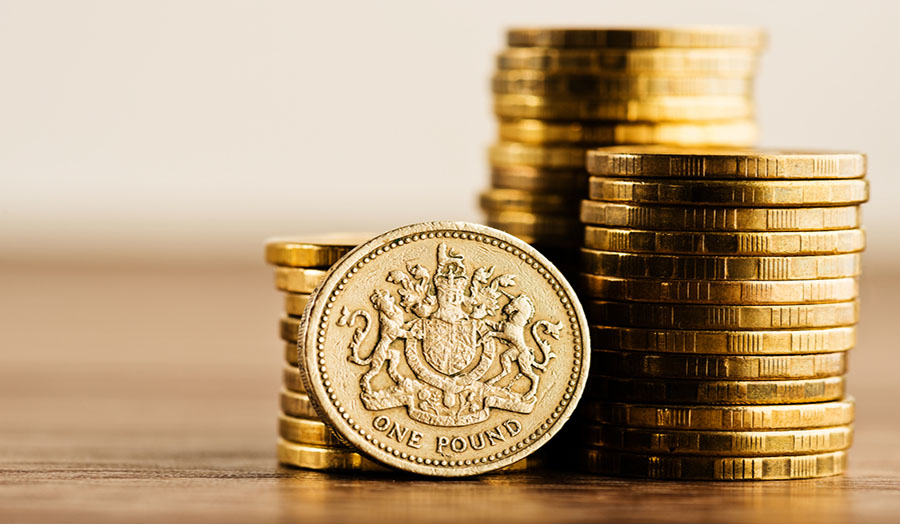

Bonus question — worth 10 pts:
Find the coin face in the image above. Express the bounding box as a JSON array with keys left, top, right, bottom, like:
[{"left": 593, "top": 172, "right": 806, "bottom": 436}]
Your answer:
[{"left": 299, "top": 222, "right": 590, "bottom": 476}]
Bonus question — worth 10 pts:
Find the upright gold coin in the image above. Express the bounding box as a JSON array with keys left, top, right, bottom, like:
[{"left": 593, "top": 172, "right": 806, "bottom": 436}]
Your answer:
[
  {"left": 498, "top": 119, "right": 758, "bottom": 147},
  {"left": 277, "top": 439, "right": 387, "bottom": 471},
  {"left": 279, "top": 316, "right": 302, "bottom": 343},
  {"left": 580, "top": 201, "right": 861, "bottom": 231},
  {"left": 479, "top": 188, "right": 580, "bottom": 214},
  {"left": 278, "top": 414, "right": 349, "bottom": 448},
  {"left": 506, "top": 27, "right": 767, "bottom": 49},
  {"left": 265, "top": 234, "right": 369, "bottom": 268},
  {"left": 495, "top": 94, "right": 755, "bottom": 121},
  {"left": 589, "top": 375, "right": 845, "bottom": 404},
  {"left": 579, "top": 397, "right": 855, "bottom": 429},
  {"left": 581, "top": 249, "right": 861, "bottom": 280},
  {"left": 592, "top": 350, "right": 848, "bottom": 380},
  {"left": 588, "top": 178, "right": 868, "bottom": 206},
  {"left": 586, "top": 146, "right": 866, "bottom": 179},
  {"left": 496, "top": 47, "right": 759, "bottom": 75},
  {"left": 283, "top": 293, "right": 310, "bottom": 317},
  {"left": 581, "top": 424, "right": 853, "bottom": 456},
  {"left": 274, "top": 267, "right": 328, "bottom": 294},
  {"left": 580, "top": 274, "right": 859, "bottom": 304},
  {"left": 583, "top": 226, "right": 866, "bottom": 255},
  {"left": 493, "top": 71, "right": 753, "bottom": 97},
  {"left": 490, "top": 142, "right": 586, "bottom": 168},
  {"left": 587, "top": 300, "right": 858, "bottom": 329},
  {"left": 299, "top": 222, "right": 590, "bottom": 476},
  {"left": 280, "top": 389, "right": 317, "bottom": 419},
  {"left": 283, "top": 366, "right": 306, "bottom": 393},
  {"left": 589, "top": 326, "right": 856, "bottom": 355},
  {"left": 579, "top": 448, "right": 846, "bottom": 480},
  {"left": 490, "top": 165, "right": 588, "bottom": 193},
  {"left": 486, "top": 211, "right": 583, "bottom": 246}
]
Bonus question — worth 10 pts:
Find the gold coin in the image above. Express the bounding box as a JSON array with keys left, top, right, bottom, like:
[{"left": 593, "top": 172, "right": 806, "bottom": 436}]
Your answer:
[
  {"left": 265, "top": 234, "right": 368, "bottom": 268},
  {"left": 486, "top": 211, "right": 583, "bottom": 245},
  {"left": 493, "top": 71, "right": 753, "bottom": 97},
  {"left": 581, "top": 423, "right": 853, "bottom": 456},
  {"left": 589, "top": 326, "right": 856, "bottom": 355},
  {"left": 506, "top": 27, "right": 767, "bottom": 49},
  {"left": 587, "top": 300, "right": 858, "bottom": 330},
  {"left": 580, "top": 201, "right": 861, "bottom": 231},
  {"left": 581, "top": 249, "right": 861, "bottom": 280},
  {"left": 580, "top": 274, "right": 859, "bottom": 304},
  {"left": 496, "top": 47, "right": 759, "bottom": 74},
  {"left": 279, "top": 315, "right": 302, "bottom": 343},
  {"left": 583, "top": 226, "right": 866, "bottom": 255},
  {"left": 588, "top": 177, "right": 868, "bottom": 207},
  {"left": 274, "top": 267, "right": 328, "bottom": 294},
  {"left": 283, "top": 293, "right": 309, "bottom": 317},
  {"left": 578, "top": 448, "right": 846, "bottom": 480},
  {"left": 498, "top": 119, "right": 758, "bottom": 147},
  {"left": 589, "top": 375, "right": 845, "bottom": 404},
  {"left": 578, "top": 397, "right": 855, "bottom": 429},
  {"left": 490, "top": 142, "right": 586, "bottom": 168},
  {"left": 280, "top": 389, "right": 317, "bottom": 418},
  {"left": 479, "top": 188, "right": 580, "bottom": 214},
  {"left": 586, "top": 146, "right": 866, "bottom": 179},
  {"left": 490, "top": 165, "right": 588, "bottom": 193},
  {"left": 278, "top": 414, "right": 349, "bottom": 448},
  {"left": 277, "top": 439, "right": 387, "bottom": 471},
  {"left": 592, "top": 350, "right": 848, "bottom": 380},
  {"left": 284, "top": 341, "right": 298, "bottom": 365},
  {"left": 283, "top": 366, "right": 307, "bottom": 393},
  {"left": 298, "top": 222, "right": 590, "bottom": 476},
  {"left": 494, "top": 94, "right": 755, "bottom": 121}
]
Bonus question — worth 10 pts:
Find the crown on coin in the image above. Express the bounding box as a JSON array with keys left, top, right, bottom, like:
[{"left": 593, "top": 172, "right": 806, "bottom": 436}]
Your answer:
[{"left": 433, "top": 242, "right": 467, "bottom": 292}]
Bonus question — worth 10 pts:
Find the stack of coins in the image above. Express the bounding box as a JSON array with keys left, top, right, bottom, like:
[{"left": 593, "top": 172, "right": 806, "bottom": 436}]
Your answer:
[
  {"left": 576, "top": 147, "right": 867, "bottom": 480},
  {"left": 265, "top": 233, "right": 539, "bottom": 473},
  {"left": 265, "top": 235, "right": 389, "bottom": 471},
  {"left": 481, "top": 27, "right": 766, "bottom": 273}
]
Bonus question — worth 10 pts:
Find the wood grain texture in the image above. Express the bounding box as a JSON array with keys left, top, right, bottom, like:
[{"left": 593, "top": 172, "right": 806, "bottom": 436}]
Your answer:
[{"left": 1, "top": 263, "right": 898, "bottom": 524}]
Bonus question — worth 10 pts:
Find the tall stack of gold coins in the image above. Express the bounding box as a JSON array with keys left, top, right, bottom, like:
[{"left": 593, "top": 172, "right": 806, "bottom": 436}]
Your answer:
[
  {"left": 265, "top": 235, "right": 391, "bottom": 471},
  {"left": 481, "top": 27, "right": 766, "bottom": 274},
  {"left": 576, "top": 147, "right": 867, "bottom": 480}
]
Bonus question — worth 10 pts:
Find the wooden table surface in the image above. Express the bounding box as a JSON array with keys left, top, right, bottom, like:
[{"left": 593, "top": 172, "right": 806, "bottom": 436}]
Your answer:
[{"left": 2, "top": 262, "right": 898, "bottom": 524}]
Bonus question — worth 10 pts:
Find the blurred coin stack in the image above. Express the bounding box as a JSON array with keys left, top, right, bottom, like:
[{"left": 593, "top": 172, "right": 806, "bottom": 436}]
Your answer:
[
  {"left": 265, "top": 235, "right": 391, "bottom": 471},
  {"left": 482, "top": 27, "right": 766, "bottom": 274},
  {"left": 577, "top": 147, "right": 868, "bottom": 480}
]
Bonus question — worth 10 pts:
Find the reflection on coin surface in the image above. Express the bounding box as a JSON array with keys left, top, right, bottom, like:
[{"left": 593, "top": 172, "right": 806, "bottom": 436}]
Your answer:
[{"left": 299, "top": 222, "right": 590, "bottom": 476}]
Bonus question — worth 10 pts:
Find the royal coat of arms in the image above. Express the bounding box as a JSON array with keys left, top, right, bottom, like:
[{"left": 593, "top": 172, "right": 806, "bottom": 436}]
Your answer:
[{"left": 336, "top": 242, "right": 562, "bottom": 427}]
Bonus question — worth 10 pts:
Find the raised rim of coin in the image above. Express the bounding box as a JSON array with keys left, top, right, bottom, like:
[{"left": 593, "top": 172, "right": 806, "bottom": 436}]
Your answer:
[
  {"left": 496, "top": 47, "right": 760, "bottom": 74},
  {"left": 582, "top": 226, "right": 866, "bottom": 255},
  {"left": 298, "top": 222, "right": 591, "bottom": 476},
  {"left": 277, "top": 438, "right": 386, "bottom": 471},
  {"left": 578, "top": 397, "right": 856, "bottom": 429},
  {"left": 587, "top": 177, "right": 869, "bottom": 206},
  {"left": 588, "top": 325, "right": 856, "bottom": 355},
  {"left": 498, "top": 119, "right": 758, "bottom": 147},
  {"left": 265, "top": 234, "right": 370, "bottom": 268},
  {"left": 578, "top": 448, "right": 846, "bottom": 480},
  {"left": 274, "top": 267, "right": 329, "bottom": 294},
  {"left": 506, "top": 27, "right": 767, "bottom": 49},
  {"left": 587, "top": 146, "right": 867, "bottom": 179},
  {"left": 579, "top": 423, "right": 853, "bottom": 456}
]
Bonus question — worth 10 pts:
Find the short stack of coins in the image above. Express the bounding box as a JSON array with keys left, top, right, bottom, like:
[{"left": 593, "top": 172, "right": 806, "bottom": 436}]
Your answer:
[
  {"left": 265, "top": 235, "right": 388, "bottom": 471},
  {"left": 576, "top": 147, "right": 868, "bottom": 480},
  {"left": 265, "top": 234, "right": 536, "bottom": 473},
  {"left": 481, "top": 27, "right": 767, "bottom": 275}
]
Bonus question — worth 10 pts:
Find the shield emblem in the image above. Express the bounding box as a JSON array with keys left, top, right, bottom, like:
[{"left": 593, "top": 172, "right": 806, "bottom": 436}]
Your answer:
[{"left": 422, "top": 318, "right": 478, "bottom": 375}]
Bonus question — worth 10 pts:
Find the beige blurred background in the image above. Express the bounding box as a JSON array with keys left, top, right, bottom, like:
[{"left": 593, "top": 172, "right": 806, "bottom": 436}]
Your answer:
[{"left": 0, "top": 0, "right": 897, "bottom": 268}]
